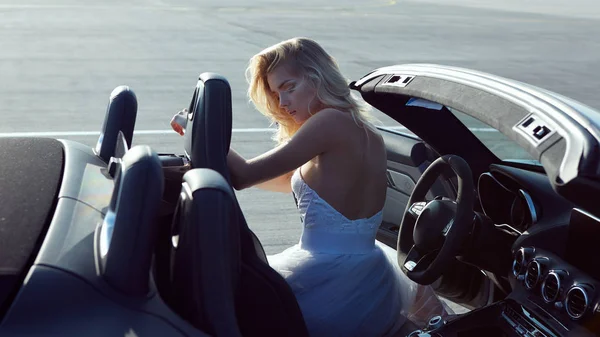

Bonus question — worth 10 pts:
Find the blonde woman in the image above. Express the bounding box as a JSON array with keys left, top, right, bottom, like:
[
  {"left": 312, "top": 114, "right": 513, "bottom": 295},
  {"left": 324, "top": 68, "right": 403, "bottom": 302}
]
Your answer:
[{"left": 172, "top": 37, "right": 449, "bottom": 336}]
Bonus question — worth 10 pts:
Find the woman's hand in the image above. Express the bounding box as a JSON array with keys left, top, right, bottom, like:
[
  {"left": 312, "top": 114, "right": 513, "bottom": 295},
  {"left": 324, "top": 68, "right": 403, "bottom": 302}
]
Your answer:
[{"left": 170, "top": 108, "right": 188, "bottom": 136}]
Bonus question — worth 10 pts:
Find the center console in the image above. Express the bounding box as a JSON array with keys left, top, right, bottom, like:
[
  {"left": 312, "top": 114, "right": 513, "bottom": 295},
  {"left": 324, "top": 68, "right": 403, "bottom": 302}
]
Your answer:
[
  {"left": 404, "top": 208, "right": 600, "bottom": 337},
  {"left": 404, "top": 300, "right": 560, "bottom": 337},
  {"left": 405, "top": 297, "right": 596, "bottom": 337}
]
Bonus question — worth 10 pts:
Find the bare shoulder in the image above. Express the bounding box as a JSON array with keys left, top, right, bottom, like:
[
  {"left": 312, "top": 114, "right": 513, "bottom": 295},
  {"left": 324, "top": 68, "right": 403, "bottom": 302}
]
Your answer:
[
  {"left": 306, "top": 108, "right": 350, "bottom": 123},
  {"left": 293, "top": 108, "right": 384, "bottom": 154},
  {"left": 302, "top": 108, "right": 363, "bottom": 134}
]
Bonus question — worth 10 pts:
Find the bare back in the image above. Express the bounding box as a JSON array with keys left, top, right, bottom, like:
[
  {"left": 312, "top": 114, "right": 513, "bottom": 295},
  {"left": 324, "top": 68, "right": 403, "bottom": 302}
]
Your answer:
[{"left": 298, "top": 112, "right": 387, "bottom": 220}]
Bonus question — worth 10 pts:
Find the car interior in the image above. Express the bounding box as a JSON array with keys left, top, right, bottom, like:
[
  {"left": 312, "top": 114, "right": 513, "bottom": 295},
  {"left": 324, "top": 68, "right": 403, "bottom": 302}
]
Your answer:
[{"left": 1, "top": 64, "right": 600, "bottom": 337}]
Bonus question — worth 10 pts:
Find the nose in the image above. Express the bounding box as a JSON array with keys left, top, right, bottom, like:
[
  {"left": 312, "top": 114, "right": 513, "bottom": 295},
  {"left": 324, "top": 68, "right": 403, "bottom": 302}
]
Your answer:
[{"left": 278, "top": 93, "right": 289, "bottom": 109}]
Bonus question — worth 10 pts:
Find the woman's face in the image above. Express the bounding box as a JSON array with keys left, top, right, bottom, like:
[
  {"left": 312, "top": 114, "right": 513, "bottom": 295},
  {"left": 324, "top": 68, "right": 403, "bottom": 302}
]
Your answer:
[{"left": 267, "top": 64, "right": 322, "bottom": 124}]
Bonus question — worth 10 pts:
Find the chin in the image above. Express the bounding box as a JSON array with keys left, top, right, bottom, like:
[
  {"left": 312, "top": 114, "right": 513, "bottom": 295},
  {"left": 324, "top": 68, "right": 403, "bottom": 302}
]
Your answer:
[{"left": 292, "top": 115, "right": 308, "bottom": 124}]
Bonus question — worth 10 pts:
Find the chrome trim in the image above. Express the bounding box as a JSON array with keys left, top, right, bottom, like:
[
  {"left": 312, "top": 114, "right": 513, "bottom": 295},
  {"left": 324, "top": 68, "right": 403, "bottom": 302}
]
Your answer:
[
  {"left": 565, "top": 286, "right": 589, "bottom": 320},
  {"left": 527, "top": 299, "right": 570, "bottom": 331},
  {"left": 501, "top": 311, "right": 518, "bottom": 328},
  {"left": 512, "top": 248, "right": 526, "bottom": 277},
  {"left": 525, "top": 260, "right": 541, "bottom": 289},
  {"left": 498, "top": 223, "right": 523, "bottom": 236},
  {"left": 427, "top": 315, "right": 444, "bottom": 330},
  {"left": 503, "top": 305, "right": 560, "bottom": 337},
  {"left": 573, "top": 208, "right": 600, "bottom": 222},
  {"left": 542, "top": 271, "right": 561, "bottom": 303},
  {"left": 519, "top": 189, "right": 538, "bottom": 224},
  {"left": 520, "top": 306, "right": 559, "bottom": 337},
  {"left": 407, "top": 330, "right": 423, "bottom": 337},
  {"left": 442, "top": 219, "right": 454, "bottom": 237}
]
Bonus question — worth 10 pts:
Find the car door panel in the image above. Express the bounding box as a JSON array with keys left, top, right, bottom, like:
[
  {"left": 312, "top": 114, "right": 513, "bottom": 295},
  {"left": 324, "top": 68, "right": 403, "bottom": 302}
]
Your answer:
[
  {"left": 378, "top": 129, "right": 450, "bottom": 247},
  {"left": 377, "top": 128, "right": 491, "bottom": 309}
]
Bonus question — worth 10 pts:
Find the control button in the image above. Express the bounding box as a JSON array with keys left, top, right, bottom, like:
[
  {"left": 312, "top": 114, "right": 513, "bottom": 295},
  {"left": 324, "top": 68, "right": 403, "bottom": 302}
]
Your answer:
[
  {"left": 533, "top": 126, "right": 550, "bottom": 140},
  {"left": 410, "top": 202, "right": 427, "bottom": 216},
  {"left": 407, "top": 330, "right": 423, "bottom": 337},
  {"left": 427, "top": 315, "right": 444, "bottom": 330},
  {"left": 404, "top": 261, "right": 417, "bottom": 271}
]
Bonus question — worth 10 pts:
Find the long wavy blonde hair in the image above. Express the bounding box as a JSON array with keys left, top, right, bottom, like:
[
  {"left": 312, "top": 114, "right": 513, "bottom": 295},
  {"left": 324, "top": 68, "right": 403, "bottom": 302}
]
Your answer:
[{"left": 246, "top": 37, "right": 378, "bottom": 145}]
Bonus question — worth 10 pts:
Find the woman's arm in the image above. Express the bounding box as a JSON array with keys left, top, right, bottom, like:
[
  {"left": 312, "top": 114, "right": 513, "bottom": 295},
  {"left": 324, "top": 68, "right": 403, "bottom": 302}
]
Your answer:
[
  {"left": 227, "top": 109, "right": 343, "bottom": 191},
  {"left": 228, "top": 148, "right": 294, "bottom": 193}
]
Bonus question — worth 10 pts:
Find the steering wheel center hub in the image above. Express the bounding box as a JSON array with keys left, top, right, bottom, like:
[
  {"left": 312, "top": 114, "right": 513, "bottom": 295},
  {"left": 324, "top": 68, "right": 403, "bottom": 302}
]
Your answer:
[{"left": 413, "top": 200, "right": 456, "bottom": 251}]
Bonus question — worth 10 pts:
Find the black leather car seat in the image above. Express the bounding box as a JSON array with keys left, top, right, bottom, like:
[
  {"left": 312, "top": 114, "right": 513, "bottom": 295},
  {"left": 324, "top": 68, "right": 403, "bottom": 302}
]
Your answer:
[
  {"left": 168, "top": 168, "right": 242, "bottom": 336},
  {"left": 164, "top": 73, "right": 309, "bottom": 336},
  {"left": 99, "top": 145, "right": 164, "bottom": 297}
]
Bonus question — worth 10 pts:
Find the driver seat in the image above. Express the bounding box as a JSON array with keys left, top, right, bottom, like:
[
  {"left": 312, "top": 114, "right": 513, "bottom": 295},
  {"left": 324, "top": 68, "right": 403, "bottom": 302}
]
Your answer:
[{"left": 165, "top": 73, "right": 309, "bottom": 336}]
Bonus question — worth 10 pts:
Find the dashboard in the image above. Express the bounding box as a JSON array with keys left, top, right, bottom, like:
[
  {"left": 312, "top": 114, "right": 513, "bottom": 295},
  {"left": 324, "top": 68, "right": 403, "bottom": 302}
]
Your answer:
[
  {"left": 475, "top": 164, "right": 600, "bottom": 336},
  {"left": 478, "top": 171, "right": 538, "bottom": 234},
  {"left": 511, "top": 209, "right": 600, "bottom": 319}
]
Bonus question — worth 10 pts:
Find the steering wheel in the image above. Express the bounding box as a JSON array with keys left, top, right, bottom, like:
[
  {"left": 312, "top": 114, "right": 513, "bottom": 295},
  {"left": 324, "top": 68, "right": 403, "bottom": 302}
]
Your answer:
[{"left": 397, "top": 154, "right": 475, "bottom": 285}]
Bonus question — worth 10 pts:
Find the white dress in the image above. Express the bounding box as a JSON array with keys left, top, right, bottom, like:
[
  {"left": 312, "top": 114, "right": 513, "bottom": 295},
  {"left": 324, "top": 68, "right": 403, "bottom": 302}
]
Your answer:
[{"left": 268, "top": 169, "right": 448, "bottom": 337}]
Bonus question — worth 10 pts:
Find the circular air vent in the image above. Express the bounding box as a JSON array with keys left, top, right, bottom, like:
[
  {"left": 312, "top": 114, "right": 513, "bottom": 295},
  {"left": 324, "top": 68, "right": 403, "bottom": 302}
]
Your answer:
[
  {"left": 512, "top": 249, "right": 525, "bottom": 277},
  {"left": 525, "top": 260, "right": 541, "bottom": 289},
  {"left": 542, "top": 272, "right": 561, "bottom": 303},
  {"left": 565, "top": 286, "right": 589, "bottom": 320}
]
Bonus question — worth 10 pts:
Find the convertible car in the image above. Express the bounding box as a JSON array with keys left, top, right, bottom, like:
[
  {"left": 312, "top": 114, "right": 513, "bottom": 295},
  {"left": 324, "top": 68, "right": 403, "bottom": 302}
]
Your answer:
[{"left": 0, "top": 64, "right": 599, "bottom": 337}]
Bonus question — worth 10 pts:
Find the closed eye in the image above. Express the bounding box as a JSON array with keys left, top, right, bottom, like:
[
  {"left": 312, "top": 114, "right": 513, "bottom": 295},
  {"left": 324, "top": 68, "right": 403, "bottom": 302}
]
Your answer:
[{"left": 284, "top": 83, "right": 296, "bottom": 92}]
